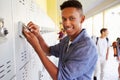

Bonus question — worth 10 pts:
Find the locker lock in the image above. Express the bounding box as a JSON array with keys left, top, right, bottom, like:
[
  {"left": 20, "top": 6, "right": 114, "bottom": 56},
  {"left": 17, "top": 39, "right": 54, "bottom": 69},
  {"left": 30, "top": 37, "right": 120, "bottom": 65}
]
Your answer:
[{"left": 0, "top": 19, "right": 8, "bottom": 37}]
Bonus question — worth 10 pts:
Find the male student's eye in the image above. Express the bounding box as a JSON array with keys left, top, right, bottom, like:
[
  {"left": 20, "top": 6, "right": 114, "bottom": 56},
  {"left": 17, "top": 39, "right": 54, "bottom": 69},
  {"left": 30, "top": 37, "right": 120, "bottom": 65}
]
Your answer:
[
  {"left": 70, "top": 17, "right": 75, "bottom": 20},
  {"left": 62, "top": 18, "right": 66, "bottom": 21}
]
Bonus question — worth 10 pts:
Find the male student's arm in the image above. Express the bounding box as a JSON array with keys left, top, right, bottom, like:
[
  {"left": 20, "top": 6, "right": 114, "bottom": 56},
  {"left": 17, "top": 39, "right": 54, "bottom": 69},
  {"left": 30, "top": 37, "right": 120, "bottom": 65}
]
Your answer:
[
  {"left": 27, "top": 22, "right": 50, "bottom": 55},
  {"left": 23, "top": 24, "right": 58, "bottom": 80},
  {"left": 106, "top": 47, "right": 109, "bottom": 60}
]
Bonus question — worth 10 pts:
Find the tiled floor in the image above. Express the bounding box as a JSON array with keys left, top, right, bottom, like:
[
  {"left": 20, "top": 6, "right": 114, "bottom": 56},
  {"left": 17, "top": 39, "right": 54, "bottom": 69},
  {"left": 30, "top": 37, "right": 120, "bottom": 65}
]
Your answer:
[{"left": 102, "top": 47, "right": 118, "bottom": 80}]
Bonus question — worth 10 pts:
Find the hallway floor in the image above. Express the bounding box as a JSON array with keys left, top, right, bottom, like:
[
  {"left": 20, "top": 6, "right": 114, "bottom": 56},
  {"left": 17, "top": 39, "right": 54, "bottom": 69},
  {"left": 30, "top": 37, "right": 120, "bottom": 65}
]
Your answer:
[{"left": 102, "top": 47, "right": 118, "bottom": 80}]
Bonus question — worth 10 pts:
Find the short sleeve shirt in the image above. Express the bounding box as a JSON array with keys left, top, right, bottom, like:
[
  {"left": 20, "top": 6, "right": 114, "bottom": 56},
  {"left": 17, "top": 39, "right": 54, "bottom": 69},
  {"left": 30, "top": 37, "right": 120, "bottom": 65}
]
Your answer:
[{"left": 96, "top": 38, "right": 110, "bottom": 59}]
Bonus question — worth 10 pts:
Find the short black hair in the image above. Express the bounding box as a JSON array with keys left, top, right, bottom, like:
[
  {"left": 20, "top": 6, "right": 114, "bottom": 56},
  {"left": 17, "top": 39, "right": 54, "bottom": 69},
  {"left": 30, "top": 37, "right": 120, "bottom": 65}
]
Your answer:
[
  {"left": 60, "top": 0, "right": 83, "bottom": 11},
  {"left": 116, "top": 37, "right": 120, "bottom": 41},
  {"left": 100, "top": 28, "right": 108, "bottom": 34}
]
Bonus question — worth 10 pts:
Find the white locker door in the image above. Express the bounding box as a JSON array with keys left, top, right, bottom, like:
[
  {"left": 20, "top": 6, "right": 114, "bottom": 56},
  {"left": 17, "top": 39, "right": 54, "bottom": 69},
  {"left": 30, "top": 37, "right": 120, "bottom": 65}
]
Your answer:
[
  {"left": 0, "top": 0, "right": 16, "bottom": 80},
  {"left": 26, "top": 1, "right": 45, "bottom": 80},
  {"left": 12, "top": 0, "right": 30, "bottom": 80}
]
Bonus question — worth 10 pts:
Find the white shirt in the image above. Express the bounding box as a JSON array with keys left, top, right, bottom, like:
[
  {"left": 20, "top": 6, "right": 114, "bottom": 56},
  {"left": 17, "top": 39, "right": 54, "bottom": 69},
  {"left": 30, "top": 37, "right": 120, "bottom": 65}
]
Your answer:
[{"left": 96, "top": 38, "right": 109, "bottom": 60}]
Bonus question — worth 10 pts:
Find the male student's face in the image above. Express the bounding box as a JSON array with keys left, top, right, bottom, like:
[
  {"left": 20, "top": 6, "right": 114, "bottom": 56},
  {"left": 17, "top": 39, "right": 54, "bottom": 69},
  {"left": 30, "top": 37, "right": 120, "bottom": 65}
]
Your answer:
[
  {"left": 61, "top": 7, "right": 83, "bottom": 39},
  {"left": 103, "top": 30, "right": 109, "bottom": 37}
]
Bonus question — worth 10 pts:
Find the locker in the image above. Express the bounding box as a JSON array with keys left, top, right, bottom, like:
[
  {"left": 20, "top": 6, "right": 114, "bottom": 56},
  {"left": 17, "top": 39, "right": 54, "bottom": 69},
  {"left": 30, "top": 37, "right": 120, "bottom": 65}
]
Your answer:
[
  {"left": 0, "top": 0, "right": 58, "bottom": 80},
  {"left": 0, "top": 0, "right": 16, "bottom": 80}
]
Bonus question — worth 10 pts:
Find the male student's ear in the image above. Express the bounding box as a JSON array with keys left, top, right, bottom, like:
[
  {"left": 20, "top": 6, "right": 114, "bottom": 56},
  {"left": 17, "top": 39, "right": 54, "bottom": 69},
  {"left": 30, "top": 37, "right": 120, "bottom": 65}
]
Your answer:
[{"left": 80, "top": 15, "right": 85, "bottom": 23}]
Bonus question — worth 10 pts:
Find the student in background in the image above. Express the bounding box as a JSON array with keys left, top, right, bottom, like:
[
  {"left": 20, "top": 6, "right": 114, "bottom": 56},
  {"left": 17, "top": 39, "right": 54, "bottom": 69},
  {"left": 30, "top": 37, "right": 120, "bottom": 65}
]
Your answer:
[
  {"left": 94, "top": 28, "right": 110, "bottom": 80},
  {"left": 112, "top": 37, "right": 120, "bottom": 80},
  {"left": 23, "top": 0, "right": 98, "bottom": 80},
  {"left": 117, "top": 37, "right": 120, "bottom": 80},
  {"left": 58, "top": 28, "right": 66, "bottom": 42}
]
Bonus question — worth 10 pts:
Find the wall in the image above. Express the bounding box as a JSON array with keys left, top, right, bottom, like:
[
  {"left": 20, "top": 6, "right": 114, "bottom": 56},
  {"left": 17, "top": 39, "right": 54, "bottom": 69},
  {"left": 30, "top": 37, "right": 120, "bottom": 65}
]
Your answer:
[
  {"left": 47, "top": 0, "right": 59, "bottom": 26},
  {"left": 83, "top": 4, "right": 120, "bottom": 43},
  {"left": 35, "top": 0, "right": 47, "bottom": 13}
]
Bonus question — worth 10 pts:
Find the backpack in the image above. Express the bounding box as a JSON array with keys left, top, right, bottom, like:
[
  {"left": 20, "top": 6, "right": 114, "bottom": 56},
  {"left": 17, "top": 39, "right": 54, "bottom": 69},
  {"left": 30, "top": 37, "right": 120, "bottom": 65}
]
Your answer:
[
  {"left": 96, "top": 37, "right": 109, "bottom": 45},
  {"left": 112, "top": 41, "right": 118, "bottom": 57},
  {"left": 112, "top": 38, "right": 120, "bottom": 57}
]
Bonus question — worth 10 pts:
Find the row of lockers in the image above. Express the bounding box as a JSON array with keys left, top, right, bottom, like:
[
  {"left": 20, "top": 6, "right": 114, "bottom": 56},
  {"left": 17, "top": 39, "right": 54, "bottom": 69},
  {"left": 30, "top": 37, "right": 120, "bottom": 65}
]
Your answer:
[{"left": 0, "top": 0, "right": 58, "bottom": 80}]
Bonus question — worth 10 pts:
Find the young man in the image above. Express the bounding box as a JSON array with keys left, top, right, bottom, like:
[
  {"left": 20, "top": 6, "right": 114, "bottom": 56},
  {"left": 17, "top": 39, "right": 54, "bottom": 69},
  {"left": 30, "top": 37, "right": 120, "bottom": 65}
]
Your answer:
[
  {"left": 117, "top": 38, "right": 120, "bottom": 80},
  {"left": 23, "top": 0, "right": 98, "bottom": 80},
  {"left": 94, "top": 28, "right": 110, "bottom": 80},
  {"left": 112, "top": 37, "right": 120, "bottom": 80}
]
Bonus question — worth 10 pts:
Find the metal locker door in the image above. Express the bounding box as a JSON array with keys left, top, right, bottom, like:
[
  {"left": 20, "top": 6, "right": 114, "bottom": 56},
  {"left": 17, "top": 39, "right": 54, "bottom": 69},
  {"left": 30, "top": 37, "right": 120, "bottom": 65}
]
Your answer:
[
  {"left": 0, "top": 0, "right": 16, "bottom": 80},
  {"left": 12, "top": 0, "right": 30, "bottom": 80}
]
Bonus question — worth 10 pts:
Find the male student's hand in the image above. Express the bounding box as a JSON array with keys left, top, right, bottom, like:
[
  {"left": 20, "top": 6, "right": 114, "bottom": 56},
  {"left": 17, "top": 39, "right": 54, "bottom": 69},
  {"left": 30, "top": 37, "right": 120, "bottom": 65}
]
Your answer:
[
  {"left": 106, "top": 56, "right": 108, "bottom": 61},
  {"left": 27, "top": 21, "right": 40, "bottom": 38},
  {"left": 22, "top": 28, "right": 41, "bottom": 51}
]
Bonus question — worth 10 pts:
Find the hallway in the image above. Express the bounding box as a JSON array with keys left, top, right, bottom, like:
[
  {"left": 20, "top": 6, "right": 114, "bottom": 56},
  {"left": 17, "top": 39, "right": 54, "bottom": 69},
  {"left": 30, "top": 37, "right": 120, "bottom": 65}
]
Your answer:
[{"left": 102, "top": 47, "right": 118, "bottom": 80}]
